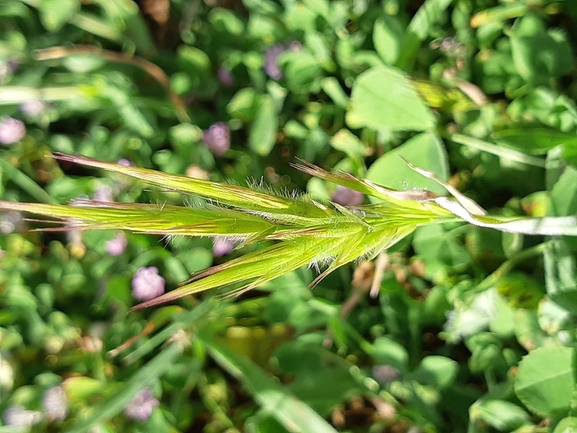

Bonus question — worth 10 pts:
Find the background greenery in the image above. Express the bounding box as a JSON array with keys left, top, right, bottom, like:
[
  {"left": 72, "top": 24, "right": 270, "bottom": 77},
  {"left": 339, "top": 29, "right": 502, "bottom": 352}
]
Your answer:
[{"left": 1, "top": 0, "right": 577, "bottom": 432}]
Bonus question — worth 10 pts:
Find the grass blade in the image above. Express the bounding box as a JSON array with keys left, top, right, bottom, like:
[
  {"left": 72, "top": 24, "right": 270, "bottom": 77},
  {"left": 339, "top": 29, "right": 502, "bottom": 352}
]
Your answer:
[
  {"left": 198, "top": 329, "right": 338, "bottom": 433},
  {"left": 452, "top": 134, "right": 546, "bottom": 167},
  {"left": 65, "top": 340, "right": 184, "bottom": 433}
]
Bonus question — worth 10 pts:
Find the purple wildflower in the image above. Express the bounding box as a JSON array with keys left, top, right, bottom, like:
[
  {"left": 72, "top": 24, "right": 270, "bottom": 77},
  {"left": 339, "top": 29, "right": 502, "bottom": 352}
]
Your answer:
[
  {"left": 439, "top": 37, "right": 466, "bottom": 57},
  {"left": 43, "top": 386, "right": 68, "bottom": 422},
  {"left": 213, "top": 238, "right": 234, "bottom": 257},
  {"left": 218, "top": 66, "right": 234, "bottom": 87},
  {"left": 125, "top": 388, "right": 159, "bottom": 421},
  {"left": 372, "top": 365, "right": 401, "bottom": 386},
  {"left": 202, "top": 122, "right": 230, "bottom": 156},
  {"left": 331, "top": 186, "right": 364, "bottom": 206},
  {"left": 2, "top": 405, "right": 42, "bottom": 428},
  {"left": 19, "top": 100, "right": 46, "bottom": 117},
  {"left": 131, "top": 266, "right": 165, "bottom": 301},
  {"left": 0, "top": 60, "right": 19, "bottom": 83},
  {"left": 106, "top": 232, "right": 127, "bottom": 256},
  {"left": 263, "top": 41, "right": 302, "bottom": 80},
  {"left": 0, "top": 116, "right": 25, "bottom": 144},
  {"left": 7, "top": 60, "right": 19, "bottom": 73}
]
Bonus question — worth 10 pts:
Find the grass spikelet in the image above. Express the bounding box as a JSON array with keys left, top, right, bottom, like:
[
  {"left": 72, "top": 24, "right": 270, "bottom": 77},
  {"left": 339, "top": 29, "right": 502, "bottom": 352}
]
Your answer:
[{"left": 2, "top": 153, "right": 576, "bottom": 309}]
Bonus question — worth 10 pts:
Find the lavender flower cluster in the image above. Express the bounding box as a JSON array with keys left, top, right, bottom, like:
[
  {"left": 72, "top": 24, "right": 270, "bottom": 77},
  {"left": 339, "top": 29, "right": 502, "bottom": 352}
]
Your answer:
[
  {"left": 2, "top": 386, "right": 160, "bottom": 427},
  {"left": 202, "top": 122, "right": 230, "bottom": 156},
  {"left": 0, "top": 116, "right": 25, "bottom": 145},
  {"left": 131, "top": 266, "right": 165, "bottom": 301},
  {"left": 125, "top": 388, "right": 159, "bottom": 421},
  {"left": 2, "top": 386, "right": 67, "bottom": 428}
]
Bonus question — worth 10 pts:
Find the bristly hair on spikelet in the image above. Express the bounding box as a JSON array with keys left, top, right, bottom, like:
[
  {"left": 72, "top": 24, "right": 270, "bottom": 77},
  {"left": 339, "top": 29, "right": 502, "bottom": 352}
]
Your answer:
[{"left": 1, "top": 152, "right": 576, "bottom": 310}]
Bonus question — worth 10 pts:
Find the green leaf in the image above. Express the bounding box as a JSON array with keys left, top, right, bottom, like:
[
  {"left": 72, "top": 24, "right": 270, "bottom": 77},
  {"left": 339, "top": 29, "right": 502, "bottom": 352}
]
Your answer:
[
  {"left": 249, "top": 94, "right": 278, "bottom": 156},
  {"left": 282, "top": 51, "right": 322, "bottom": 92},
  {"left": 546, "top": 168, "right": 577, "bottom": 310},
  {"left": 329, "top": 129, "right": 368, "bottom": 162},
  {"left": 366, "top": 132, "right": 449, "bottom": 194},
  {"left": 413, "top": 224, "right": 472, "bottom": 279},
  {"left": 228, "top": 88, "right": 259, "bottom": 121},
  {"left": 515, "top": 346, "right": 575, "bottom": 417},
  {"left": 274, "top": 340, "right": 363, "bottom": 415},
  {"left": 551, "top": 166, "right": 577, "bottom": 217},
  {"left": 208, "top": 7, "right": 245, "bottom": 35},
  {"left": 396, "top": 0, "right": 453, "bottom": 68},
  {"left": 405, "top": 0, "right": 453, "bottom": 41},
  {"left": 66, "top": 341, "right": 183, "bottom": 433},
  {"left": 63, "top": 377, "right": 107, "bottom": 402},
  {"left": 470, "top": 400, "right": 531, "bottom": 431},
  {"left": 510, "top": 14, "right": 573, "bottom": 83},
  {"left": 493, "top": 129, "right": 577, "bottom": 156},
  {"left": 373, "top": 16, "right": 403, "bottom": 65},
  {"left": 514, "top": 310, "right": 545, "bottom": 351},
  {"left": 411, "top": 356, "right": 458, "bottom": 389},
  {"left": 346, "top": 66, "right": 436, "bottom": 131},
  {"left": 452, "top": 134, "right": 546, "bottom": 167},
  {"left": 177, "top": 46, "right": 212, "bottom": 92},
  {"left": 372, "top": 336, "right": 409, "bottom": 373},
  {"left": 544, "top": 239, "right": 577, "bottom": 314},
  {"left": 320, "top": 77, "right": 349, "bottom": 108},
  {"left": 0, "top": 159, "right": 57, "bottom": 204},
  {"left": 471, "top": 3, "right": 528, "bottom": 28},
  {"left": 39, "top": 0, "right": 79, "bottom": 31},
  {"left": 554, "top": 417, "right": 577, "bottom": 433},
  {"left": 198, "top": 330, "right": 338, "bottom": 433}
]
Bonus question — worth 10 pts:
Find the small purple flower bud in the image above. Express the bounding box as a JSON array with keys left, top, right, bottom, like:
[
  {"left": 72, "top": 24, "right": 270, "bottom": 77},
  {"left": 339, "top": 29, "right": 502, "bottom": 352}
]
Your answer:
[
  {"left": 125, "top": 388, "right": 159, "bottom": 421},
  {"left": 131, "top": 266, "right": 165, "bottom": 301},
  {"left": 372, "top": 365, "right": 401, "bottom": 386},
  {"left": 19, "top": 100, "right": 46, "bottom": 117},
  {"left": 43, "top": 386, "right": 68, "bottom": 422},
  {"left": 263, "top": 44, "right": 286, "bottom": 80},
  {"left": 202, "top": 122, "right": 230, "bottom": 156},
  {"left": 7, "top": 60, "right": 19, "bottom": 73},
  {"left": 218, "top": 66, "right": 234, "bottom": 87},
  {"left": 263, "top": 41, "right": 303, "bottom": 80},
  {"left": 2, "top": 405, "right": 42, "bottom": 428},
  {"left": 213, "top": 238, "right": 234, "bottom": 257},
  {"left": 331, "top": 186, "right": 364, "bottom": 206},
  {"left": 440, "top": 37, "right": 454, "bottom": 52},
  {"left": 106, "top": 232, "right": 127, "bottom": 256},
  {"left": 118, "top": 158, "right": 132, "bottom": 167},
  {"left": 0, "top": 116, "right": 26, "bottom": 144}
]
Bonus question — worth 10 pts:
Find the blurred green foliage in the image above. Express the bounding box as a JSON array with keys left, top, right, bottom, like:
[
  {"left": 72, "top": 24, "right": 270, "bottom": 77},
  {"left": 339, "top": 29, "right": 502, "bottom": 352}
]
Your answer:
[{"left": 1, "top": 0, "right": 577, "bottom": 432}]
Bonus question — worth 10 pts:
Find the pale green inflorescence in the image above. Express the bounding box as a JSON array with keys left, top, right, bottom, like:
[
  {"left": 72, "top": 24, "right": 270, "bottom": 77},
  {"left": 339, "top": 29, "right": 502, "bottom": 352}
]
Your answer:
[{"left": 1, "top": 153, "right": 576, "bottom": 309}]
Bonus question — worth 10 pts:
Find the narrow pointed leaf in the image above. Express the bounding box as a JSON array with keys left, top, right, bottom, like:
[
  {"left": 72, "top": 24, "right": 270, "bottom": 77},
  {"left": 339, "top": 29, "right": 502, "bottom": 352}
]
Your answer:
[
  {"left": 198, "top": 329, "right": 338, "bottom": 433},
  {"left": 66, "top": 341, "right": 183, "bottom": 433}
]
